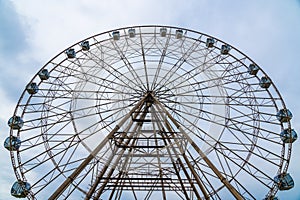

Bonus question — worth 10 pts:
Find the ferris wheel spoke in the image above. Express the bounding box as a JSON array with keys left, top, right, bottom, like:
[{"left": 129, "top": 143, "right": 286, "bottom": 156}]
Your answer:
[
  {"left": 209, "top": 148, "right": 243, "bottom": 196},
  {"left": 151, "top": 28, "right": 172, "bottom": 91},
  {"left": 38, "top": 87, "right": 140, "bottom": 101},
  {"left": 20, "top": 97, "right": 137, "bottom": 140},
  {"left": 67, "top": 51, "right": 145, "bottom": 94},
  {"left": 163, "top": 103, "right": 250, "bottom": 135},
  {"left": 194, "top": 141, "right": 274, "bottom": 195},
  {"left": 63, "top": 166, "right": 94, "bottom": 198},
  {"left": 154, "top": 52, "right": 227, "bottom": 94},
  {"left": 154, "top": 96, "right": 244, "bottom": 199},
  {"left": 214, "top": 142, "right": 275, "bottom": 187},
  {"left": 220, "top": 140, "right": 282, "bottom": 166},
  {"left": 19, "top": 116, "right": 123, "bottom": 174},
  {"left": 20, "top": 113, "right": 72, "bottom": 133},
  {"left": 28, "top": 142, "right": 84, "bottom": 189},
  {"left": 19, "top": 150, "right": 92, "bottom": 197},
  {"left": 138, "top": 27, "right": 151, "bottom": 91},
  {"left": 51, "top": 62, "right": 144, "bottom": 95},
  {"left": 176, "top": 57, "right": 248, "bottom": 88},
  {"left": 164, "top": 104, "right": 255, "bottom": 178},
  {"left": 31, "top": 166, "right": 67, "bottom": 195},
  {"left": 190, "top": 161, "right": 225, "bottom": 197},
  {"left": 47, "top": 95, "right": 147, "bottom": 199},
  {"left": 170, "top": 111, "right": 272, "bottom": 195},
  {"left": 214, "top": 135, "right": 272, "bottom": 180},
  {"left": 19, "top": 134, "right": 81, "bottom": 173},
  {"left": 55, "top": 160, "right": 96, "bottom": 198},
  {"left": 169, "top": 104, "right": 282, "bottom": 156},
  {"left": 109, "top": 38, "right": 148, "bottom": 92},
  {"left": 152, "top": 34, "right": 204, "bottom": 92},
  {"left": 231, "top": 179, "right": 257, "bottom": 199},
  {"left": 186, "top": 148, "right": 225, "bottom": 199},
  {"left": 167, "top": 69, "right": 251, "bottom": 98}
]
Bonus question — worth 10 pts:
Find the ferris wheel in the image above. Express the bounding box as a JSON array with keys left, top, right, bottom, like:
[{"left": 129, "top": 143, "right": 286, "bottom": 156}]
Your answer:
[{"left": 5, "top": 25, "right": 297, "bottom": 199}]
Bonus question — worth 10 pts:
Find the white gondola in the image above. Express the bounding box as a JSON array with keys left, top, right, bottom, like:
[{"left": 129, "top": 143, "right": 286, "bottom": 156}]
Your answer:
[
  {"left": 26, "top": 82, "right": 39, "bottom": 95},
  {"left": 128, "top": 28, "right": 136, "bottom": 38},
  {"left": 112, "top": 31, "right": 120, "bottom": 40},
  {"left": 206, "top": 38, "right": 215, "bottom": 48},
  {"left": 80, "top": 41, "right": 90, "bottom": 51},
  {"left": 248, "top": 64, "right": 259, "bottom": 75},
  {"left": 8, "top": 116, "right": 24, "bottom": 130},
  {"left": 259, "top": 76, "right": 271, "bottom": 88},
  {"left": 4, "top": 136, "right": 21, "bottom": 151},
  {"left": 274, "top": 173, "right": 294, "bottom": 191},
  {"left": 38, "top": 69, "right": 50, "bottom": 80},
  {"left": 66, "top": 48, "right": 76, "bottom": 58},
  {"left": 280, "top": 129, "right": 297, "bottom": 143},
  {"left": 160, "top": 27, "right": 167, "bottom": 37},
  {"left": 11, "top": 181, "right": 31, "bottom": 198},
  {"left": 175, "top": 29, "right": 183, "bottom": 39},
  {"left": 221, "top": 44, "right": 231, "bottom": 55},
  {"left": 276, "top": 109, "right": 293, "bottom": 123}
]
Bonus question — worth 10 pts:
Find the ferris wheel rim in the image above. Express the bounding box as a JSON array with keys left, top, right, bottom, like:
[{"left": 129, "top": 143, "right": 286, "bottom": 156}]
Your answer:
[{"left": 7, "top": 25, "right": 295, "bottom": 199}]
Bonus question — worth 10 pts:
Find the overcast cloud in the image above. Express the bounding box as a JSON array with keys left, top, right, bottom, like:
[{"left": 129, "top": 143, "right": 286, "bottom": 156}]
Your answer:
[{"left": 1, "top": 0, "right": 300, "bottom": 199}]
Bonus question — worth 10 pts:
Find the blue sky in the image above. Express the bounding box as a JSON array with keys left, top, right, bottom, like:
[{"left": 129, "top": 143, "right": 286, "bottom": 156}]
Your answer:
[{"left": 0, "top": 0, "right": 300, "bottom": 199}]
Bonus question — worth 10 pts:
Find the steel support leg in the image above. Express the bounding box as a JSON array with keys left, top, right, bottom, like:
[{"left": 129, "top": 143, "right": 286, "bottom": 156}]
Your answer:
[
  {"left": 49, "top": 95, "right": 147, "bottom": 199},
  {"left": 153, "top": 94, "right": 244, "bottom": 200}
]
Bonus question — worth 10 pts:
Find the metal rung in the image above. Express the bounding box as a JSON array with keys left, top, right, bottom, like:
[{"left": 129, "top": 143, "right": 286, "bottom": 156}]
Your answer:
[
  {"left": 115, "top": 144, "right": 165, "bottom": 148},
  {"left": 132, "top": 118, "right": 152, "bottom": 122},
  {"left": 103, "top": 177, "right": 172, "bottom": 180},
  {"left": 121, "top": 154, "right": 166, "bottom": 157}
]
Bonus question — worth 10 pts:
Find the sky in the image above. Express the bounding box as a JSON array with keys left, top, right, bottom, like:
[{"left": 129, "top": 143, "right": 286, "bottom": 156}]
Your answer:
[{"left": 0, "top": 0, "right": 300, "bottom": 199}]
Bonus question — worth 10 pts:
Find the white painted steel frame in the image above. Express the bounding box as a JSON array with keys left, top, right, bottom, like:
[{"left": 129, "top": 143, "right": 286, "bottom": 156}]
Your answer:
[{"left": 8, "top": 25, "right": 293, "bottom": 199}]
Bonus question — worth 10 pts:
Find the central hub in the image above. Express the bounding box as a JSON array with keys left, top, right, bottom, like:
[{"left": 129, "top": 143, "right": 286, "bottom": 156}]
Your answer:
[{"left": 145, "top": 91, "right": 155, "bottom": 107}]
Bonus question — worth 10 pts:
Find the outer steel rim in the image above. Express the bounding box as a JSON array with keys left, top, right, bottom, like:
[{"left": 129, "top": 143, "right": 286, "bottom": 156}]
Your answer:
[{"left": 9, "top": 25, "right": 292, "bottom": 199}]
